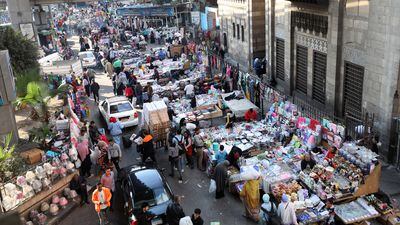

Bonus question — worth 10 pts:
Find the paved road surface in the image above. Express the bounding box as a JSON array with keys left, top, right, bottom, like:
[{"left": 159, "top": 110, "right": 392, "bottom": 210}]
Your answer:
[{"left": 60, "top": 38, "right": 254, "bottom": 225}]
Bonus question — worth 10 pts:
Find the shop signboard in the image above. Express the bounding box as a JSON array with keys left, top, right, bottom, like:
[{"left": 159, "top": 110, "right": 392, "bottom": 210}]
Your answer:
[
  {"left": 19, "top": 23, "right": 35, "bottom": 41},
  {"left": 116, "top": 6, "right": 175, "bottom": 17},
  {"left": 191, "top": 11, "right": 200, "bottom": 25}
]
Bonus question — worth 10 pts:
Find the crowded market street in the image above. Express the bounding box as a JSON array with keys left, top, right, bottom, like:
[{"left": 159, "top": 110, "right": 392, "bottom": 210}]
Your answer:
[
  {"left": 1, "top": 2, "right": 400, "bottom": 225},
  {"left": 58, "top": 36, "right": 252, "bottom": 225}
]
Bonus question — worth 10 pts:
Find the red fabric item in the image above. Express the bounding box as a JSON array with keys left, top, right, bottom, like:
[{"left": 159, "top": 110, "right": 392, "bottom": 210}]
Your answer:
[
  {"left": 99, "top": 134, "right": 109, "bottom": 144},
  {"left": 125, "top": 87, "right": 133, "bottom": 97},
  {"left": 186, "top": 145, "right": 193, "bottom": 156},
  {"left": 309, "top": 119, "right": 320, "bottom": 131},
  {"left": 244, "top": 110, "right": 258, "bottom": 121},
  {"left": 325, "top": 151, "right": 336, "bottom": 161}
]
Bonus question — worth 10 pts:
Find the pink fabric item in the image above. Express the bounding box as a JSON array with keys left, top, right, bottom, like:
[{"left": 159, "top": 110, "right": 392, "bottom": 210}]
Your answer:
[
  {"left": 297, "top": 117, "right": 306, "bottom": 128},
  {"left": 76, "top": 139, "right": 89, "bottom": 161},
  {"left": 101, "top": 173, "right": 115, "bottom": 191},
  {"left": 307, "top": 135, "right": 316, "bottom": 147},
  {"left": 330, "top": 123, "right": 337, "bottom": 134}
]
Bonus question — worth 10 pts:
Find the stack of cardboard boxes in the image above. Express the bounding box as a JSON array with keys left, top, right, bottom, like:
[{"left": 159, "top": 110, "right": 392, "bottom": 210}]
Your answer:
[{"left": 143, "top": 101, "right": 170, "bottom": 142}]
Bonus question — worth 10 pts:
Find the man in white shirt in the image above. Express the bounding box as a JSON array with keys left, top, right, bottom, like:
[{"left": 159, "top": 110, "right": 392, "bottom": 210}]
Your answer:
[
  {"left": 184, "top": 82, "right": 194, "bottom": 98},
  {"left": 277, "top": 194, "right": 299, "bottom": 225}
]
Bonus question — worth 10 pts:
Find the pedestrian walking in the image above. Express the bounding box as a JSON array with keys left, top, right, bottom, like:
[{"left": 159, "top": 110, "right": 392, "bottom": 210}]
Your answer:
[
  {"left": 173, "top": 130, "right": 185, "bottom": 173},
  {"left": 166, "top": 195, "right": 186, "bottom": 225},
  {"left": 277, "top": 194, "right": 298, "bottom": 225},
  {"left": 91, "top": 79, "right": 100, "bottom": 103},
  {"left": 240, "top": 178, "right": 261, "bottom": 222},
  {"left": 259, "top": 194, "right": 278, "bottom": 225},
  {"left": 141, "top": 130, "right": 156, "bottom": 164},
  {"left": 83, "top": 76, "right": 90, "bottom": 97},
  {"left": 89, "top": 121, "right": 101, "bottom": 144},
  {"left": 136, "top": 202, "right": 155, "bottom": 225},
  {"left": 191, "top": 208, "right": 204, "bottom": 225},
  {"left": 77, "top": 136, "right": 92, "bottom": 177},
  {"left": 69, "top": 174, "right": 89, "bottom": 205},
  {"left": 135, "top": 82, "right": 143, "bottom": 106},
  {"left": 105, "top": 60, "right": 113, "bottom": 78},
  {"left": 193, "top": 128, "right": 205, "bottom": 171},
  {"left": 92, "top": 183, "right": 112, "bottom": 225},
  {"left": 183, "top": 131, "right": 194, "bottom": 169},
  {"left": 168, "top": 133, "right": 183, "bottom": 183},
  {"left": 108, "top": 139, "right": 122, "bottom": 172},
  {"left": 145, "top": 82, "right": 153, "bottom": 102},
  {"left": 100, "top": 169, "right": 116, "bottom": 211},
  {"left": 214, "top": 160, "right": 230, "bottom": 199},
  {"left": 108, "top": 117, "right": 124, "bottom": 146}
]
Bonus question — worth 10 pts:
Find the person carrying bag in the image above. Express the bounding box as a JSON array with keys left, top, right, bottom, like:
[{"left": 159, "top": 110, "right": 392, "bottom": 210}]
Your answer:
[{"left": 259, "top": 194, "right": 279, "bottom": 225}]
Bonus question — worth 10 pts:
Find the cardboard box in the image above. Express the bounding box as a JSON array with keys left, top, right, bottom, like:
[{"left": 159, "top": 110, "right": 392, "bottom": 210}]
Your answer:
[{"left": 20, "top": 148, "right": 44, "bottom": 165}]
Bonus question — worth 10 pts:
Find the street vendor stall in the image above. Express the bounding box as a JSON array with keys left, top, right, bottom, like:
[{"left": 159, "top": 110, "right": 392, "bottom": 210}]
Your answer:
[
  {"left": 221, "top": 91, "right": 259, "bottom": 118},
  {"left": 0, "top": 95, "right": 86, "bottom": 224}
]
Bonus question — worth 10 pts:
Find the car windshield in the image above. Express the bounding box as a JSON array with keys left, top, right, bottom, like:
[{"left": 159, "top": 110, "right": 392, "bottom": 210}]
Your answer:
[
  {"left": 133, "top": 186, "right": 170, "bottom": 209},
  {"left": 110, "top": 102, "right": 133, "bottom": 114}
]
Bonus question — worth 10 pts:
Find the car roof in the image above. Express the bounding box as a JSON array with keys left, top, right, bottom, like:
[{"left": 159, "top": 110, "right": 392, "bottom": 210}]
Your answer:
[
  {"left": 128, "top": 168, "right": 164, "bottom": 190},
  {"left": 105, "top": 96, "right": 130, "bottom": 104},
  {"left": 79, "top": 51, "right": 94, "bottom": 56}
]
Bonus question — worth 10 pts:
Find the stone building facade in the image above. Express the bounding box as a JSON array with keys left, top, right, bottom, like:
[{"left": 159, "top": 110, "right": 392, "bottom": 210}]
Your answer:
[
  {"left": 265, "top": 0, "right": 400, "bottom": 158},
  {"left": 218, "top": 0, "right": 265, "bottom": 71}
]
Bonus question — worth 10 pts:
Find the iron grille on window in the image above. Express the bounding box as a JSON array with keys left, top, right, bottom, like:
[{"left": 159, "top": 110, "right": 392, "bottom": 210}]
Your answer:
[
  {"left": 291, "top": 11, "right": 328, "bottom": 36},
  {"left": 296, "top": 45, "right": 308, "bottom": 94},
  {"left": 344, "top": 62, "right": 364, "bottom": 120},
  {"left": 312, "top": 51, "right": 327, "bottom": 104},
  {"left": 241, "top": 25, "right": 244, "bottom": 42},
  {"left": 276, "top": 38, "right": 285, "bottom": 81},
  {"left": 237, "top": 24, "right": 240, "bottom": 40}
]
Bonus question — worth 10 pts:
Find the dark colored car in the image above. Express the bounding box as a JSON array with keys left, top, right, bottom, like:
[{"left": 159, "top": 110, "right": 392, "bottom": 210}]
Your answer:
[{"left": 121, "top": 165, "right": 173, "bottom": 225}]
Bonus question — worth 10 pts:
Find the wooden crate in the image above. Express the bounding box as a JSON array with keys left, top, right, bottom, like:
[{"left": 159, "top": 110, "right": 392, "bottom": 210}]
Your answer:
[{"left": 20, "top": 148, "right": 44, "bottom": 165}]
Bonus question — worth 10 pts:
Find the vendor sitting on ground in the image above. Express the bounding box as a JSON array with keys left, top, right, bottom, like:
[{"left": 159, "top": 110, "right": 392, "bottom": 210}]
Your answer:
[
  {"left": 227, "top": 146, "right": 243, "bottom": 170},
  {"left": 301, "top": 152, "right": 316, "bottom": 171},
  {"left": 244, "top": 108, "right": 258, "bottom": 122},
  {"left": 225, "top": 110, "right": 236, "bottom": 129},
  {"left": 325, "top": 146, "right": 338, "bottom": 161}
]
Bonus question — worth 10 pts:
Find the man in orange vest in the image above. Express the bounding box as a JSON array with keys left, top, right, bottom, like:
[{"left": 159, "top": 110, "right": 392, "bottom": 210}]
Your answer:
[{"left": 92, "top": 182, "right": 112, "bottom": 225}]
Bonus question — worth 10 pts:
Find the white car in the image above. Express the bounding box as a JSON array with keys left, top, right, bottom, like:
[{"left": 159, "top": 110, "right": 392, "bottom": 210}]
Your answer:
[
  {"left": 99, "top": 96, "right": 139, "bottom": 128},
  {"left": 78, "top": 51, "right": 97, "bottom": 68}
]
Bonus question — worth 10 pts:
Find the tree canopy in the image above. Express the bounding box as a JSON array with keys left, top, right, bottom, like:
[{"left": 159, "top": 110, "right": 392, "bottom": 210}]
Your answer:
[{"left": 0, "top": 26, "right": 39, "bottom": 73}]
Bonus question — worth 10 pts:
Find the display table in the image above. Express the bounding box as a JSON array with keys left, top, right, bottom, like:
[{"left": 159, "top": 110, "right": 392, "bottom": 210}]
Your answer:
[
  {"left": 335, "top": 198, "right": 380, "bottom": 224},
  {"left": 18, "top": 172, "right": 78, "bottom": 216},
  {"left": 221, "top": 92, "right": 259, "bottom": 117}
]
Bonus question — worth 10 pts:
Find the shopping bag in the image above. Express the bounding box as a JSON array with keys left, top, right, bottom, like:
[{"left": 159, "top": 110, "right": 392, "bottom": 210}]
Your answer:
[
  {"left": 209, "top": 179, "right": 216, "bottom": 193},
  {"left": 75, "top": 159, "right": 81, "bottom": 168}
]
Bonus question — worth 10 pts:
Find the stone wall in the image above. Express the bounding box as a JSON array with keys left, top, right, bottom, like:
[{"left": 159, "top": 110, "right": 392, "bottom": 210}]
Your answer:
[
  {"left": 266, "top": 0, "right": 400, "bottom": 157},
  {"left": 218, "top": 0, "right": 266, "bottom": 71},
  {"left": 342, "top": 0, "right": 400, "bottom": 156}
]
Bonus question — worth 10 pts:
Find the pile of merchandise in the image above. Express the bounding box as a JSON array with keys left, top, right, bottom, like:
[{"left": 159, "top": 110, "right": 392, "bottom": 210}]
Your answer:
[{"left": 143, "top": 101, "right": 170, "bottom": 141}]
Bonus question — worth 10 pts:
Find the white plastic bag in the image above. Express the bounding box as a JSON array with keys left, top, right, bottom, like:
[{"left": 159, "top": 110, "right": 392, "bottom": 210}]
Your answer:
[
  {"left": 209, "top": 179, "right": 216, "bottom": 193},
  {"left": 75, "top": 159, "right": 81, "bottom": 168},
  {"left": 179, "top": 216, "right": 193, "bottom": 225},
  {"left": 240, "top": 165, "right": 261, "bottom": 181},
  {"left": 134, "top": 136, "right": 143, "bottom": 145}
]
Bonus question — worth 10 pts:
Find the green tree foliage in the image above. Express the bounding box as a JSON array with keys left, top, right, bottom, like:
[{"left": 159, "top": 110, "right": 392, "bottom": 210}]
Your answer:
[
  {"left": 15, "top": 81, "right": 51, "bottom": 122},
  {"left": 0, "top": 133, "right": 15, "bottom": 162},
  {"left": 15, "top": 69, "right": 41, "bottom": 97},
  {"left": 0, "top": 26, "right": 39, "bottom": 73}
]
